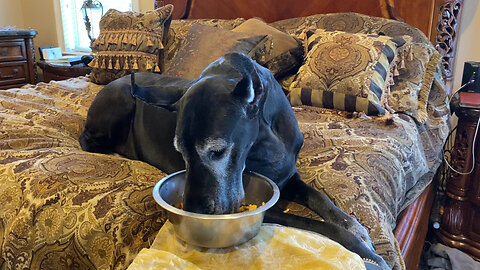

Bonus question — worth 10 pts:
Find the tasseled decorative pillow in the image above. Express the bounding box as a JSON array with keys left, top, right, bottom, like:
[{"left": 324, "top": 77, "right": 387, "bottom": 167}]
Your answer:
[
  {"left": 232, "top": 18, "right": 303, "bottom": 78},
  {"left": 89, "top": 5, "right": 173, "bottom": 85},
  {"left": 388, "top": 43, "right": 441, "bottom": 124},
  {"left": 164, "top": 24, "right": 273, "bottom": 80},
  {"left": 287, "top": 29, "right": 411, "bottom": 116},
  {"left": 164, "top": 18, "right": 247, "bottom": 70}
]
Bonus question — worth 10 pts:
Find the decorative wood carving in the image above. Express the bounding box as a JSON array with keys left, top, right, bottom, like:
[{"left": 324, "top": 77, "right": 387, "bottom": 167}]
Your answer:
[
  {"left": 438, "top": 106, "right": 480, "bottom": 261},
  {"left": 432, "top": 0, "right": 464, "bottom": 81},
  {"left": 442, "top": 199, "right": 467, "bottom": 234},
  {"left": 447, "top": 120, "right": 477, "bottom": 196}
]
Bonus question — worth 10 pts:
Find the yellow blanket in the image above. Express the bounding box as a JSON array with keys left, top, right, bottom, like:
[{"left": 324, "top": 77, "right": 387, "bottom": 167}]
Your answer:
[{"left": 128, "top": 221, "right": 366, "bottom": 270}]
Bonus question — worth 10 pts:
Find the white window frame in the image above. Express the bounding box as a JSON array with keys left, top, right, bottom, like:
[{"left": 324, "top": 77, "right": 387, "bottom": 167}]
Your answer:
[{"left": 53, "top": 0, "right": 140, "bottom": 53}]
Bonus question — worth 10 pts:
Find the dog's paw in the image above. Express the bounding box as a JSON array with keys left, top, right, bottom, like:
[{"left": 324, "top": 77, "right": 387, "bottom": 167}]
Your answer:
[
  {"left": 325, "top": 209, "right": 376, "bottom": 252},
  {"left": 353, "top": 225, "right": 376, "bottom": 253},
  {"left": 345, "top": 218, "right": 376, "bottom": 253},
  {"left": 364, "top": 253, "right": 390, "bottom": 270}
]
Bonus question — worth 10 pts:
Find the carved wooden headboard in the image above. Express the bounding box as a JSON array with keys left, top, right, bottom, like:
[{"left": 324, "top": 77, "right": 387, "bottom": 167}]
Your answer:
[{"left": 155, "top": 0, "right": 463, "bottom": 91}]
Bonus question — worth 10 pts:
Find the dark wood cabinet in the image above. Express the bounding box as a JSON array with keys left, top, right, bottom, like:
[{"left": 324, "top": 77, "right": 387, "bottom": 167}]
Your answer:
[
  {"left": 0, "top": 28, "right": 37, "bottom": 90},
  {"left": 37, "top": 60, "right": 91, "bottom": 83},
  {"left": 438, "top": 102, "right": 480, "bottom": 261}
]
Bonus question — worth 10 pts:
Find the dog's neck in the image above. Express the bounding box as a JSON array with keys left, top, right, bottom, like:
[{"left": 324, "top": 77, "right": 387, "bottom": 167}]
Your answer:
[{"left": 246, "top": 68, "right": 303, "bottom": 188}]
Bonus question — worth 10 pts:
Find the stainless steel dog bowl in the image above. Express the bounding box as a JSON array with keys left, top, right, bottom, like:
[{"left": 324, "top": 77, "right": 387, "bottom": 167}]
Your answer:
[{"left": 153, "top": 170, "right": 280, "bottom": 248}]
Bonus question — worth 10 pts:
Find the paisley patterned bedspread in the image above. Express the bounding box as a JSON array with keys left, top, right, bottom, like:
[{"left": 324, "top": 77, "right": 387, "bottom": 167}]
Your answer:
[{"left": 0, "top": 75, "right": 449, "bottom": 269}]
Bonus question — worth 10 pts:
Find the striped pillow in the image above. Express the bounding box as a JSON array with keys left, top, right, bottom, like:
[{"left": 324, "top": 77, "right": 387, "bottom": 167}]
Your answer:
[
  {"left": 288, "top": 87, "right": 384, "bottom": 115},
  {"left": 288, "top": 29, "right": 409, "bottom": 115}
]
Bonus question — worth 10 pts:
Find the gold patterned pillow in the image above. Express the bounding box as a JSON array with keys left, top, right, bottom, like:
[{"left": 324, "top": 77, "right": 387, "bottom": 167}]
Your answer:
[
  {"left": 89, "top": 5, "right": 173, "bottom": 84},
  {"left": 164, "top": 18, "right": 246, "bottom": 69},
  {"left": 232, "top": 18, "right": 303, "bottom": 78},
  {"left": 164, "top": 24, "right": 272, "bottom": 80},
  {"left": 389, "top": 43, "right": 441, "bottom": 123},
  {"left": 288, "top": 29, "right": 409, "bottom": 116}
]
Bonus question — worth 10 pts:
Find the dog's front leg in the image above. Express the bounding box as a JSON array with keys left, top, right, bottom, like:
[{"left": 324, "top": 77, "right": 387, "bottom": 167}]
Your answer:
[
  {"left": 264, "top": 209, "right": 389, "bottom": 269},
  {"left": 280, "top": 173, "right": 376, "bottom": 253}
]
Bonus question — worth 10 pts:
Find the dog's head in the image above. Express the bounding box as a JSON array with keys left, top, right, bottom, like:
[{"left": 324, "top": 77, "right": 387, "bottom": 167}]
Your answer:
[{"left": 173, "top": 53, "right": 269, "bottom": 214}]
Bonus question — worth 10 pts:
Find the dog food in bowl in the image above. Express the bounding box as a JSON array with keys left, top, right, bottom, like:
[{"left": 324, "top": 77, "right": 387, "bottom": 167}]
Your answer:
[
  {"left": 239, "top": 202, "right": 266, "bottom": 212},
  {"left": 153, "top": 170, "right": 280, "bottom": 248}
]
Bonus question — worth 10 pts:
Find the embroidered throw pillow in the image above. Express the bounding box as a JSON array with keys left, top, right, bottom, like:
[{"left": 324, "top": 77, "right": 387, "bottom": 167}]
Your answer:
[
  {"left": 89, "top": 5, "right": 173, "bottom": 85},
  {"left": 287, "top": 29, "right": 409, "bottom": 116},
  {"left": 164, "top": 18, "right": 246, "bottom": 69},
  {"left": 389, "top": 43, "right": 441, "bottom": 123},
  {"left": 164, "top": 24, "right": 272, "bottom": 80},
  {"left": 232, "top": 18, "right": 303, "bottom": 78}
]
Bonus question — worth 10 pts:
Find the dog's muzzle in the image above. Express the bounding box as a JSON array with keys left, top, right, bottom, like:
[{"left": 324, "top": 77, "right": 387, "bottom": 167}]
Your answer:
[{"left": 182, "top": 172, "right": 245, "bottom": 214}]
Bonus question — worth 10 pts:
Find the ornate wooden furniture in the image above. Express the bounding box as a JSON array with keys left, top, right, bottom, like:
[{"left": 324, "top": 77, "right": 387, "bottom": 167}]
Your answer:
[
  {"left": 438, "top": 102, "right": 480, "bottom": 261},
  {"left": 154, "top": 0, "right": 464, "bottom": 268},
  {"left": 432, "top": 0, "right": 464, "bottom": 92},
  {"left": 0, "top": 28, "right": 37, "bottom": 90},
  {"left": 37, "top": 60, "right": 91, "bottom": 83}
]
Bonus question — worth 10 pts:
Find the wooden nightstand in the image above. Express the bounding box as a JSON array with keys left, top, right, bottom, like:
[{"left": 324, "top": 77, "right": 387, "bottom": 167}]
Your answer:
[
  {"left": 37, "top": 60, "right": 92, "bottom": 82},
  {"left": 0, "top": 28, "right": 37, "bottom": 90},
  {"left": 437, "top": 98, "right": 480, "bottom": 261}
]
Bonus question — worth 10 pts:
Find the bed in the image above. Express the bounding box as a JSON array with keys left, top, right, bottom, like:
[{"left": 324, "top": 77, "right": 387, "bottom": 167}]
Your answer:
[{"left": 0, "top": 0, "right": 462, "bottom": 269}]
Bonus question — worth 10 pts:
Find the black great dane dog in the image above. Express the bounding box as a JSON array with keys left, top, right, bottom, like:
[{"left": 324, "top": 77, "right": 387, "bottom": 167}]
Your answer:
[{"left": 80, "top": 52, "right": 389, "bottom": 269}]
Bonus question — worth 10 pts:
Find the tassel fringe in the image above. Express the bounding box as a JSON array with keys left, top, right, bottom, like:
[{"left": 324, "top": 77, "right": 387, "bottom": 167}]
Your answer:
[
  {"left": 131, "top": 33, "right": 137, "bottom": 46},
  {"left": 88, "top": 57, "right": 98, "bottom": 68},
  {"left": 122, "top": 34, "right": 129, "bottom": 44},
  {"left": 146, "top": 59, "right": 153, "bottom": 70},
  {"left": 384, "top": 110, "right": 394, "bottom": 125},
  {"left": 107, "top": 57, "right": 112, "bottom": 69},
  {"left": 147, "top": 36, "right": 154, "bottom": 47},
  {"left": 95, "top": 29, "right": 164, "bottom": 48},
  {"left": 114, "top": 58, "right": 120, "bottom": 69},
  {"left": 92, "top": 52, "right": 159, "bottom": 72},
  {"left": 132, "top": 57, "right": 139, "bottom": 70},
  {"left": 124, "top": 57, "right": 130, "bottom": 69}
]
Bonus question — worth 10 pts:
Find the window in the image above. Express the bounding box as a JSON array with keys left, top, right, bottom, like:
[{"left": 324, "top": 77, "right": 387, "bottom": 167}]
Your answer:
[{"left": 59, "top": 0, "right": 137, "bottom": 51}]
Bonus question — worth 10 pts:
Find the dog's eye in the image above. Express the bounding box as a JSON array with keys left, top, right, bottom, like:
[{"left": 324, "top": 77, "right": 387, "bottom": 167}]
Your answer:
[{"left": 210, "top": 148, "right": 226, "bottom": 159}]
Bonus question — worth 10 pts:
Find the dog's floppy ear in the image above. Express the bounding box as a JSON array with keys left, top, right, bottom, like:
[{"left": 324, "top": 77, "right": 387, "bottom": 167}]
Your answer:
[
  {"left": 130, "top": 73, "right": 178, "bottom": 112},
  {"left": 232, "top": 71, "right": 264, "bottom": 117},
  {"left": 231, "top": 59, "right": 265, "bottom": 117}
]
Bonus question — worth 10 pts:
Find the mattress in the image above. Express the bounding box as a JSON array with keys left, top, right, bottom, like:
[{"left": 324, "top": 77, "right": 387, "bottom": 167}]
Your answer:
[{"left": 0, "top": 74, "right": 449, "bottom": 269}]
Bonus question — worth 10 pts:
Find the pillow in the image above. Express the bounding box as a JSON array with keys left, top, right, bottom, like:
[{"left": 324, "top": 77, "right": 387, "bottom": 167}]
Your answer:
[
  {"left": 232, "top": 18, "right": 303, "bottom": 78},
  {"left": 389, "top": 43, "right": 441, "bottom": 123},
  {"left": 269, "top": 13, "right": 430, "bottom": 45},
  {"left": 164, "top": 24, "right": 272, "bottom": 80},
  {"left": 164, "top": 18, "right": 246, "bottom": 69},
  {"left": 287, "top": 29, "right": 409, "bottom": 116},
  {"left": 89, "top": 5, "right": 173, "bottom": 84}
]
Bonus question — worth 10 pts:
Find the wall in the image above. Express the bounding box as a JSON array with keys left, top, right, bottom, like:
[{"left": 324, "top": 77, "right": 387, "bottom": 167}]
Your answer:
[
  {"left": 0, "top": 0, "right": 25, "bottom": 28},
  {"left": 452, "top": 0, "right": 480, "bottom": 92},
  {"left": 20, "top": 0, "right": 60, "bottom": 50},
  {"left": 1, "top": 0, "right": 152, "bottom": 51},
  {"left": 139, "top": 0, "right": 154, "bottom": 12}
]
